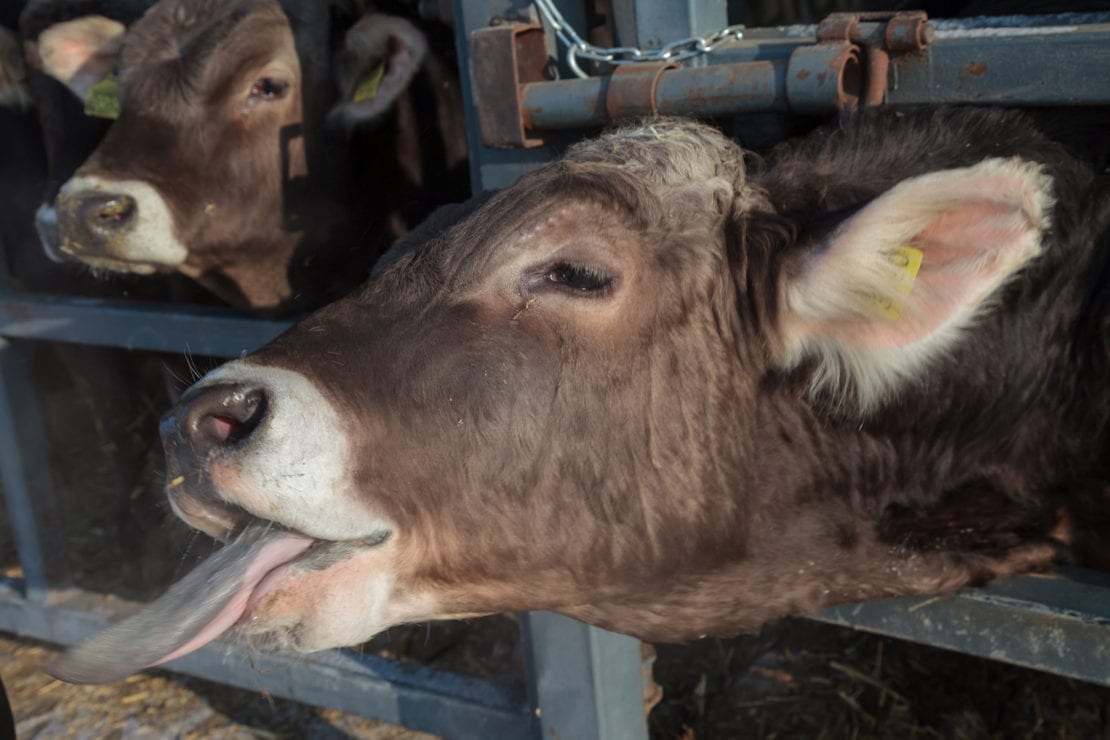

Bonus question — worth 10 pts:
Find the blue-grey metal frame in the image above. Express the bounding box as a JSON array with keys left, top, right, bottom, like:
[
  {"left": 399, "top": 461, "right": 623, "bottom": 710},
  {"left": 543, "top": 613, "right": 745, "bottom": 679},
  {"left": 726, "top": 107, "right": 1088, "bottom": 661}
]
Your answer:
[{"left": 492, "top": 13, "right": 1110, "bottom": 138}]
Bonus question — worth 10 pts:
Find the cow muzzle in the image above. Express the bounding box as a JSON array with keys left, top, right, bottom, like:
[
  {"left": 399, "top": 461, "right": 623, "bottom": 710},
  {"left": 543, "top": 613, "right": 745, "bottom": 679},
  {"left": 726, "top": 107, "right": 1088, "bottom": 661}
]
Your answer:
[
  {"left": 54, "top": 176, "right": 189, "bottom": 273},
  {"left": 162, "top": 361, "right": 389, "bottom": 543},
  {"left": 161, "top": 383, "right": 270, "bottom": 540}
]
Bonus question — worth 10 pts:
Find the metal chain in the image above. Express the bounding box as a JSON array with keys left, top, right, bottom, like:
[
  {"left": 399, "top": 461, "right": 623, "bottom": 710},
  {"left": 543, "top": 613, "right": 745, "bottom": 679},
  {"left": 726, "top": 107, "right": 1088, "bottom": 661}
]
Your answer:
[{"left": 532, "top": 0, "right": 745, "bottom": 78}]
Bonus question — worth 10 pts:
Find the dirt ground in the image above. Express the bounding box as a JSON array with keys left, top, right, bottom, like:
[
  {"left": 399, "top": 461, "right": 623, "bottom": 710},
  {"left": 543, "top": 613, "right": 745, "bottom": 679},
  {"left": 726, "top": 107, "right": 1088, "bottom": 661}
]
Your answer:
[
  {"left": 1, "top": 347, "right": 1110, "bottom": 738},
  {"left": 0, "top": 634, "right": 433, "bottom": 739},
  {"left": 2, "top": 614, "right": 1110, "bottom": 738}
]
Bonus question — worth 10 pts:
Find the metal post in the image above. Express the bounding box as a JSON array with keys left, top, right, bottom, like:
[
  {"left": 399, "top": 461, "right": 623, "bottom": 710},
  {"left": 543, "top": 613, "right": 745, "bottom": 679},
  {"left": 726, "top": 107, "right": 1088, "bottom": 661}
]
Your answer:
[
  {"left": 453, "top": 0, "right": 571, "bottom": 192},
  {"left": 0, "top": 337, "right": 68, "bottom": 601},
  {"left": 521, "top": 612, "right": 650, "bottom": 740},
  {"left": 610, "top": 0, "right": 728, "bottom": 61},
  {"left": 454, "top": 1, "right": 651, "bottom": 737}
]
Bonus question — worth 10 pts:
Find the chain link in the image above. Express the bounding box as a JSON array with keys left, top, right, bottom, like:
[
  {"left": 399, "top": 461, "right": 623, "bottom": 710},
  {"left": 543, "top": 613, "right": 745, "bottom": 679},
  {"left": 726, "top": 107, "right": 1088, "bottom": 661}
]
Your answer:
[{"left": 532, "top": 0, "right": 745, "bottom": 78}]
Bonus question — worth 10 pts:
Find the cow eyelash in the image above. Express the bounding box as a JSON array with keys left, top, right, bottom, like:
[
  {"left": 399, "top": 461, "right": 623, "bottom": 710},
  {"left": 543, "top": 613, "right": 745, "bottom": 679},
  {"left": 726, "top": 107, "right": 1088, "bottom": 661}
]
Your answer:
[
  {"left": 249, "top": 78, "right": 289, "bottom": 100},
  {"left": 541, "top": 263, "right": 614, "bottom": 296}
]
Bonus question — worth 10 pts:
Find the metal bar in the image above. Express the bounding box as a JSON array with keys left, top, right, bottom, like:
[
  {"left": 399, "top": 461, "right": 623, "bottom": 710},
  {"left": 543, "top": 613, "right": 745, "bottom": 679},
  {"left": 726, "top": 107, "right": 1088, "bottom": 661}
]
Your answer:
[
  {"left": 814, "top": 568, "right": 1110, "bottom": 686},
  {"left": 514, "top": 18, "right": 1110, "bottom": 133},
  {"left": 0, "top": 579, "right": 534, "bottom": 738},
  {"left": 520, "top": 612, "right": 649, "bottom": 740},
  {"left": 523, "top": 59, "right": 786, "bottom": 129},
  {"left": 0, "top": 292, "right": 290, "bottom": 358},
  {"left": 886, "top": 26, "right": 1110, "bottom": 106},
  {"left": 0, "top": 339, "right": 68, "bottom": 600}
]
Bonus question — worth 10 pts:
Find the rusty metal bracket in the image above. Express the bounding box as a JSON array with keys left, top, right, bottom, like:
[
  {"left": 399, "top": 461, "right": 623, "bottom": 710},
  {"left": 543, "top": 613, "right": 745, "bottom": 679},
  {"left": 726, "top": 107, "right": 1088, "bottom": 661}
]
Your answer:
[
  {"left": 813, "top": 10, "right": 933, "bottom": 108},
  {"left": 470, "top": 10, "right": 942, "bottom": 146},
  {"left": 816, "top": 11, "right": 931, "bottom": 51},
  {"left": 470, "top": 23, "right": 549, "bottom": 149},
  {"left": 786, "top": 41, "right": 863, "bottom": 114},
  {"left": 604, "top": 63, "right": 680, "bottom": 122}
]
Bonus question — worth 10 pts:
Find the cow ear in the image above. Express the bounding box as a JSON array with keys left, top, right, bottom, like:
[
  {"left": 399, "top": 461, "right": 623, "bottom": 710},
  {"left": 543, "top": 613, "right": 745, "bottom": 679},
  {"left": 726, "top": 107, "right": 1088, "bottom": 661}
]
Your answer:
[
  {"left": 33, "top": 15, "right": 125, "bottom": 102},
  {"left": 778, "top": 157, "right": 1052, "bottom": 412},
  {"left": 331, "top": 14, "right": 427, "bottom": 127},
  {"left": 0, "top": 27, "right": 31, "bottom": 109}
]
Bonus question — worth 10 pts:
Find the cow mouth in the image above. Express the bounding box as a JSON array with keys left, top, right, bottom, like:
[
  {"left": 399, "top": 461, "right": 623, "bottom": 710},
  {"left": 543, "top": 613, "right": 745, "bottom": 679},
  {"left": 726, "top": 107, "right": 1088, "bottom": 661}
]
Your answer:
[{"left": 47, "top": 517, "right": 390, "bottom": 685}]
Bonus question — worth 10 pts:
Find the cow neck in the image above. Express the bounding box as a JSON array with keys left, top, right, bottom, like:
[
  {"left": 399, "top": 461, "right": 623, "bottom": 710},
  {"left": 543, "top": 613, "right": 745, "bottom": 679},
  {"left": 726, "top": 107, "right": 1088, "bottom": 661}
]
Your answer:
[{"left": 184, "top": 236, "right": 299, "bottom": 313}]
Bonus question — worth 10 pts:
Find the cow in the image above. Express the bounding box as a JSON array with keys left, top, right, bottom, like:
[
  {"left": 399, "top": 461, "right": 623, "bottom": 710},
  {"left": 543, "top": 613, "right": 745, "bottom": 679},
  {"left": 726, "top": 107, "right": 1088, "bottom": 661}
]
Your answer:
[
  {"left": 24, "top": 0, "right": 467, "bottom": 313},
  {"left": 48, "top": 106, "right": 1109, "bottom": 683},
  {"left": 5, "top": 5, "right": 213, "bottom": 595}
]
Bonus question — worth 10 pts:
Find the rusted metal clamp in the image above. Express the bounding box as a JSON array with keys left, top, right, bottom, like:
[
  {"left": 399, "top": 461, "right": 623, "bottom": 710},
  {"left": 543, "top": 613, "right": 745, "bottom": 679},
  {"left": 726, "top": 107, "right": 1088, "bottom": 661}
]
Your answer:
[
  {"left": 807, "top": 10, "right": 933, "bottom": 108},
  {"left": 816, "top": 10, "right": 931, "bottom": 51},
  {"left": 786, "top": 42, "right": 863, "bottom": 114},
  {"left": 604, "top": 62, "right": 680, "bottom": 122},
  {"left": 470, "top": 22, "right": 549, "bottom": 148}
]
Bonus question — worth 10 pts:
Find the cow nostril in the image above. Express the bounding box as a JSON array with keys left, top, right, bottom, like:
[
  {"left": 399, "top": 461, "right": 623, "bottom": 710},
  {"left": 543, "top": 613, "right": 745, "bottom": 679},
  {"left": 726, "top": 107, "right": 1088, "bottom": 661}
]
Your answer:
[
  {"left": 77, "top": 193, "right": 137, "bottom": 236},
  {"left": 182, "top": 385, "right": 269, "bottom": 456}
]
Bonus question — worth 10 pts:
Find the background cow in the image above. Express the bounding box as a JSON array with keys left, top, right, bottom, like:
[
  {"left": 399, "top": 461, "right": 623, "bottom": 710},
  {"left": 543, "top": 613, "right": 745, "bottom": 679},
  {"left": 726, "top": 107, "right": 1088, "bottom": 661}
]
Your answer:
[
  {"left": 25, "top": 0, "right": 467, "bottom": 313},
  {"left": 49, "top": 105, "right": 1109, "bottom": 682},
  {"left": 6, "top": 2, "right": 230, "bottom": 597},
  {"left": 19, "top": 0, "right": 158, "bottom": 272}
]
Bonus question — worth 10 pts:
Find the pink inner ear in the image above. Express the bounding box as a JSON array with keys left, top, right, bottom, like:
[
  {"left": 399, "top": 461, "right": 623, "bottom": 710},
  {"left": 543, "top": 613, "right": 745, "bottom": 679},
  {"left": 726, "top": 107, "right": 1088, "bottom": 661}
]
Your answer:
[
  {"left": 37, "top": 17, "right": 124, "bottom": 97},
  {"left": 44, "top": 37, "right": 108, "bottom": 80},
  {"left": 825, "top": 200, "right": 1037, "bottom": 351},
  {"left": 918, "top": 202, "right": 1033, "bottom": 265}
]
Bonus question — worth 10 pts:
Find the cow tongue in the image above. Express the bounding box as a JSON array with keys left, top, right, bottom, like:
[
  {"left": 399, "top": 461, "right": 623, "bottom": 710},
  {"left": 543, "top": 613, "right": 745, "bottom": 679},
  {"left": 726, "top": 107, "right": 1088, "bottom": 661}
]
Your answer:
[{"left": 47, "top": 521, "right": 313, "bottom": 685}]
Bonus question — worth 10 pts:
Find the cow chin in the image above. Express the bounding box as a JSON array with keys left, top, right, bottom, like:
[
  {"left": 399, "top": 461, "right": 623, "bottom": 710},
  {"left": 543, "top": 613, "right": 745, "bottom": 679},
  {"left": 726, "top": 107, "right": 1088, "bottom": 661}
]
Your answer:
[
  {"left": 65, "top": 253, "right": 167, "bottom": 276},
  {"left": 236, "top": 536, "right": 436, "bottom": 654}
]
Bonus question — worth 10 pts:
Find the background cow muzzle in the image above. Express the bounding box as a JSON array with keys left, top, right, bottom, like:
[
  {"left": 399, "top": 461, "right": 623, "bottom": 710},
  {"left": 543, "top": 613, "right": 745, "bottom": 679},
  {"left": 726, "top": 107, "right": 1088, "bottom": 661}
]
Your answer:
[{"left": 56, "top": 190, "right": 137, "bottom": 255}]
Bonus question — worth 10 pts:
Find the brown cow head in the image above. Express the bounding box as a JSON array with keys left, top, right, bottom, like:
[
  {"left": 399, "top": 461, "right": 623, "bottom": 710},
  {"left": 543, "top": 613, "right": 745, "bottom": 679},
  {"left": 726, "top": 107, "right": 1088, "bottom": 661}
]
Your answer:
[
  {"left": 52, "top": 112, "right": 1079, "bottom": 684},
  {"left": 33, "top": 0, "right": 429, "bottom": 310}
]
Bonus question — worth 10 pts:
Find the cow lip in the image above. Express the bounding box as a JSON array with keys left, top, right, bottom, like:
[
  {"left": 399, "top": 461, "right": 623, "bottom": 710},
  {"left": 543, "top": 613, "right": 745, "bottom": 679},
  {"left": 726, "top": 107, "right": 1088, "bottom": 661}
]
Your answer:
[
  {"left": 167, "top": 476, "right": 393, "bottom": 554},
  {"left": 237, "top": 522, "right": 392, "bottom": 625},
  {"left": 232, "top": 515, "right": 392, "bottom": 566}
]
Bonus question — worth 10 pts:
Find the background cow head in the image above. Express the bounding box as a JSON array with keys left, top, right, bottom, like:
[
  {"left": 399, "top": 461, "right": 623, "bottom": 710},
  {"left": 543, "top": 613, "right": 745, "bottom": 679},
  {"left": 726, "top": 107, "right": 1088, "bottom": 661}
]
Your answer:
[{"left": 26, "top": 0, "right": 456, "bottom": 311}]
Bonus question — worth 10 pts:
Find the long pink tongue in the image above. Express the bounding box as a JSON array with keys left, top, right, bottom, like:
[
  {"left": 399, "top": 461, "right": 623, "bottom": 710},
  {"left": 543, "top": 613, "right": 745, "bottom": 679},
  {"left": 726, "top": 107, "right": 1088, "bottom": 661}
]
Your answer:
[{"left": 47, "top": 522, "right": 312, "bottom": 684}]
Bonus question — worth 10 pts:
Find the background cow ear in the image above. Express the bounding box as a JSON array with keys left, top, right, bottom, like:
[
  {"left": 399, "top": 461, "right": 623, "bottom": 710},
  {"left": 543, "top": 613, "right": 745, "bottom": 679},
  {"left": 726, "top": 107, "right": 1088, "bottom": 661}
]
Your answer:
[
  {"left": 778, "top": 157, "right": 1052, "bottom": 412},
  {"left": 331, "top": 14, "right": 427, "bottom": 127},
  {"left": 0, "top": 27, "right": 31, "bottom": 109},
  {"left": 33, "top": 15, "right": 124, "bottom": 102}
]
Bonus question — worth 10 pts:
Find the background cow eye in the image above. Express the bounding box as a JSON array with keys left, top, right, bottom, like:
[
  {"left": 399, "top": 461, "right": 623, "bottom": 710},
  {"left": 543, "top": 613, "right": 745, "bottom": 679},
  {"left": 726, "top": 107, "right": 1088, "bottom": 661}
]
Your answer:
[
  {"left": 249, "top": 78, "right": 289, "bottom": 100},
  {"left": 543, "top": 263, "right": 613, "bottom": 296}
]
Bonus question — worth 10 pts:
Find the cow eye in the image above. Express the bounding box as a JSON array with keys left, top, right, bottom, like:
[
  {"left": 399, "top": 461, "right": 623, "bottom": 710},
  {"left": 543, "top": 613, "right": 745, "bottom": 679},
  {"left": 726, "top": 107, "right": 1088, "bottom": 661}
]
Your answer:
[
  {"left": 543, "top": 263, "right": 613, "bottom": 296},
  {"left": 249, "top": 78, "right": 289, "bottom": 100}
]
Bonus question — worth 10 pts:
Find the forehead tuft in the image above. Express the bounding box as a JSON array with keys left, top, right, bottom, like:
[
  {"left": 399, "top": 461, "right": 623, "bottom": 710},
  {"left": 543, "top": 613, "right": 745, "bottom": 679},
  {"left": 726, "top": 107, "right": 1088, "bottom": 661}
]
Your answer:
[{"left": 565, "top": 118, "right": 745, "bottom": 188}]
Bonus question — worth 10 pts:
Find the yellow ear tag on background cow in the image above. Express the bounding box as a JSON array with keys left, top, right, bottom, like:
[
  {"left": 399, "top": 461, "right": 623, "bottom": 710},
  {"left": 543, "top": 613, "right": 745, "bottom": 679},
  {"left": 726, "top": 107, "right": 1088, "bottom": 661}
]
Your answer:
[
  {"left": 352, "top": 63, "right": 386, "bottom": 103},
  {"left": 866, "top": 245, "right": 924, "bottom": 321},
  {"left": 84, "top": 73, "right": 120, "bottom": 119}
]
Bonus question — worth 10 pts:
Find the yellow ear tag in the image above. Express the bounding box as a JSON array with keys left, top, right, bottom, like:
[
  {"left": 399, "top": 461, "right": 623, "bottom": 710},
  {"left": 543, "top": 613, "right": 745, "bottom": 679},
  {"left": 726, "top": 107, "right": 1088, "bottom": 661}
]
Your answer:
[
  {"left": 352, "top": 63, "right": 386, "bottom": 103},
  {"left": 84, "top": 73, "right": 121, "bottom": 119},
  {"left": 866, "top": 245, "right": 924, "bottom": 321}
]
